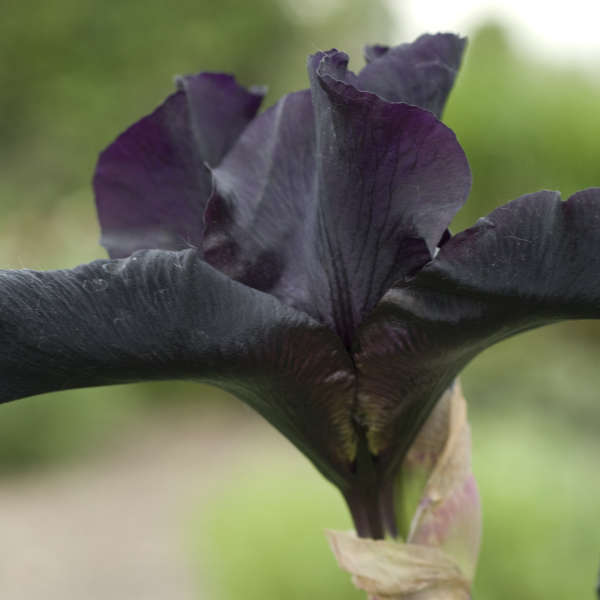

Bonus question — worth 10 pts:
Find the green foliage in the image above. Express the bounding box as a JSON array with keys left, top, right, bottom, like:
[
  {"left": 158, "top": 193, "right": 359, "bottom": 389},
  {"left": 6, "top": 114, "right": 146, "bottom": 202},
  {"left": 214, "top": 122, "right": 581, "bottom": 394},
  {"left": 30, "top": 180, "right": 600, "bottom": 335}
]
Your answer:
[
  {"left": 0, "top": 380, "right": 230, "bottom": 473},
  {"left": 0, "top": 0, "right": 388, "bottom": 213},
  {"left": 461, "top": 326, "right": 600, "bottom": 598},
  {"left": 191, "top": 450, "right": 363, "bottom": 600},
  {"left": 445, "top": 24, "right": 600, "bottom": 232},
  {"left": 472, "top": 413, "right": 600, "bottom": 599},
  {"left": 0, "top": 386, "right": 142, "bottom": 473}
]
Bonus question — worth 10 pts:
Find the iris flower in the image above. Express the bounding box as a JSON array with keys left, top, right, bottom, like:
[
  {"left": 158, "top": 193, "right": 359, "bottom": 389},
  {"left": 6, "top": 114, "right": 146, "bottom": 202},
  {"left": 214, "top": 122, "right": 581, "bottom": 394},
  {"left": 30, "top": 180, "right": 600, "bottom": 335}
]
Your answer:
[{"left": 1, "top": 34, "right": 599, "bottom": 545}]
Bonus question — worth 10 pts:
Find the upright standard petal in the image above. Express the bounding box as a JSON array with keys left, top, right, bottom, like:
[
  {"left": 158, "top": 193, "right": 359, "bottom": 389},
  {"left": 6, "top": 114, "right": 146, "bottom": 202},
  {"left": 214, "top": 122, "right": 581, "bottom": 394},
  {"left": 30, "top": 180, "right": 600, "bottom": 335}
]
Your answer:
[
  {"left": 0, "top": 250, "right": 356, "bottom": 488},
  {"left": 307, "top": 50, "right": 471, "bottom": 345},
  {"left": 356, "top": 188, "right": 600, "bottom": 476},
  {"left": 359, "top": 33, "right": 466, "bottom": 118},
  {"left": 94, "top": 74, "right": 264, "bottom": 258},
  {"left": 201, "top": 49, "right": 470, "bottom": 343},
  {"left": 203, "top": 89, "right": 317, "bottom": 311}
]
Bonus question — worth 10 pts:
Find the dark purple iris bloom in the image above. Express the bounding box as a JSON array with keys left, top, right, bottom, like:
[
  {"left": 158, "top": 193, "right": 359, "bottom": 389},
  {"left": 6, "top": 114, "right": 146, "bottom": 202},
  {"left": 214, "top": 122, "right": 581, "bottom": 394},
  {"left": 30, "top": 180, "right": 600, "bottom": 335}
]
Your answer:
[{"left": 1, "top": 34, "right": 599, "bottom": 539}]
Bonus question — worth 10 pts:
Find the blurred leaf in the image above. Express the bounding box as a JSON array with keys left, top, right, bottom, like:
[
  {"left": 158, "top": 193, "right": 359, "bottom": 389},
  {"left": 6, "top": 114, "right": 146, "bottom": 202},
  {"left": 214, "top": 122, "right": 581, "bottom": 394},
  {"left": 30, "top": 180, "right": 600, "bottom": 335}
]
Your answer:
[
  {"left": 445, "top": 24, "right": 600, "bottom": 232},
  {"left": 191, "top": 451, "right": 363, "bottom": 600}
]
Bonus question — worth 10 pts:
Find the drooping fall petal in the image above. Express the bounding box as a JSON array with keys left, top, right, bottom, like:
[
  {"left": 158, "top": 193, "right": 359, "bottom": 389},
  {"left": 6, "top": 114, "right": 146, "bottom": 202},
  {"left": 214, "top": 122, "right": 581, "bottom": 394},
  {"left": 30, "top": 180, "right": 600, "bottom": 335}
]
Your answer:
[
  {"left": 94, "top": 74, "right": 264, "bottom": 258},
  {"left": 0, "top": 250, "right": 356, "bottom": 488},
  {"left": 356, "top": 188, "right": 600, "bottom": 474}
]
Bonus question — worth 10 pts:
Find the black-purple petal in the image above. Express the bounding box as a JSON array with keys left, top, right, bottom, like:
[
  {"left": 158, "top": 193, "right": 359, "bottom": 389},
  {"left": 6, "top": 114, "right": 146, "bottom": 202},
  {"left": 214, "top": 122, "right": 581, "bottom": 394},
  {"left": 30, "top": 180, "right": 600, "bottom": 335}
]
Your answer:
[
  {"left": 0, "top": 250, "right": 356, "bottom": 488},
  {"left": 203, "top": 89, "right": 317, "bottom": 312},
  {"left": 308, "top": 50, "right": 471, "bottom": 344},
  {"left": 359, "top": 33, "right": 466, "bottom": 117},
  {"left": 176, "top": 74, "right": 265, "bottom": 167},
  {"left": 197, "top": 49, "right": 470, "bottom": 344},
  {"left": 94, "top": 74, "right": 263, "bottom": 259},
  {"left": 355, "top": 188, "right": 600, "bottom": 476}
]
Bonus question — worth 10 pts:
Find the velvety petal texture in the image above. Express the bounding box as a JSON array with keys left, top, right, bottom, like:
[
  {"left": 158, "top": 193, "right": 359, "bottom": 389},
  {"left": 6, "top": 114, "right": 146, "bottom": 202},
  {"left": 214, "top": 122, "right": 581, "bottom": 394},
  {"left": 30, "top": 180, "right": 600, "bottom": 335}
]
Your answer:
[
  {"left": 0, "top": 250, "right": 356, "bottom": 488},
  {"left": 94, "top": 74, "right": 263, "bottom": 258},
  {"left": 356, "top": 188, "right": 600, "bottom": 475},
  {"left": 307, "top": 50, "right": 471, "bottom": 344},
  {"left": 204, "top": 49, "right": 471, "bottom": 346},
  {"left": 203, "top": 89, "right": 316, "bottom": 310},
  {"left": 359, "top": 33, "right": 466, "bottom": 117}
]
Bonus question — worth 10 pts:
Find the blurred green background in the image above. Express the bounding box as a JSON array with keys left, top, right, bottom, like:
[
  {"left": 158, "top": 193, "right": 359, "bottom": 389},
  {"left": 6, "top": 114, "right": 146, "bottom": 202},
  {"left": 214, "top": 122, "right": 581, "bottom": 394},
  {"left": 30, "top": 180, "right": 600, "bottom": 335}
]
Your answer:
[{"left": 0, "top": 1, "right": 599, "bottom": 599}]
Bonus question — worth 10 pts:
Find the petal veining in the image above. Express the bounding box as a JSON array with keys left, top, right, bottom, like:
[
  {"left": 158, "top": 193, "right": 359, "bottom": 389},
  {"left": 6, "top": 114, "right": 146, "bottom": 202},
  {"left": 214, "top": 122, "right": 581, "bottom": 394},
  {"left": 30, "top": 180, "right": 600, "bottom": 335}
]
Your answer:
[
  {"left": 0, "top": 249, "right": 357, "bottom": 487},
  {"left": 94, "top": 74, "right": 263, "bottom": 258},
  {"left": 356, "top": 188, "right": 600, "bottom": 475}
]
